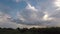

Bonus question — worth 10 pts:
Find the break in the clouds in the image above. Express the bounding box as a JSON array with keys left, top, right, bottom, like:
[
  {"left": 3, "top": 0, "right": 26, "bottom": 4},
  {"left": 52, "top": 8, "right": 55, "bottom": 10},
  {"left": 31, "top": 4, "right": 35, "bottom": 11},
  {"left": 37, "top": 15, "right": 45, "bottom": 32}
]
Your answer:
[{"left": 0, "top": 0, "right": 60, "bottom": 28}]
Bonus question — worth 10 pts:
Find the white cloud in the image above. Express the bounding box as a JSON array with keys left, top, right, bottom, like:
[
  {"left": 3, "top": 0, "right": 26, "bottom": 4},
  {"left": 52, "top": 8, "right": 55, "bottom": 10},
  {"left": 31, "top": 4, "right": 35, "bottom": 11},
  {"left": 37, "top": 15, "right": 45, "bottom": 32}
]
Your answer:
[
  {"left": 17, "top": 24, "right": 47, "bottom": 28},
  {"left": 13, "top": 0, "right": 21, "bottom": 3},
  {"left": 54, "top": 0, "right": 60, "bottom": 10},
  {"left": 43, "top": 12, "right": 53, "bottom": 21},
  {"left": 17, "top": 12, "right": 26, "bottom": 22},
  {"left": 0, "top": 12, "right": 11, "bottom": 22},
  {"left": 26, "top": 3, "right": 38, "bottom": 11},
  {"left": 16, "top": 0, "right": 20, "bottom": 3},
  {"left": 17, "top": 3, "right": 40, "bottom": 23},
  {"left": 0, "top": 12, "right": 17, "bottom": 28}
]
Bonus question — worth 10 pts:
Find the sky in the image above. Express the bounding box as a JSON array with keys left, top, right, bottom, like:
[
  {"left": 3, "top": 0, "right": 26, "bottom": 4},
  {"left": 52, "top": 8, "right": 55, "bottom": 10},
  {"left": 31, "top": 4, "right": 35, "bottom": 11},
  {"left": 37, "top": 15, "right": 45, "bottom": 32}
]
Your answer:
[{"left": 0, "top": 0, "right": 60, "bottom": 28}]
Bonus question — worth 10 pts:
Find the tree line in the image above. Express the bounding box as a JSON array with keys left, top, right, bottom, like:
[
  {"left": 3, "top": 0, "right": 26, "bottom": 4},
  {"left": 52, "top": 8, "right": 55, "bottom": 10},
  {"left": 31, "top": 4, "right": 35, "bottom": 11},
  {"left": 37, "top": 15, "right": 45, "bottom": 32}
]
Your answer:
[{"left": 0, "top": 27, "right": 60, "bottom": 34}]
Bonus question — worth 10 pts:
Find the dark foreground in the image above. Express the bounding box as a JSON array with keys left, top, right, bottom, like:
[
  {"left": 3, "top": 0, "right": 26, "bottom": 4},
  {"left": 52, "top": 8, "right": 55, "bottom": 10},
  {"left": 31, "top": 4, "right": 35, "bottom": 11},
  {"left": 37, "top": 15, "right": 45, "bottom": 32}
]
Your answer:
[{"left": 0, "top": 27, "right": 60, "bottom": 34}]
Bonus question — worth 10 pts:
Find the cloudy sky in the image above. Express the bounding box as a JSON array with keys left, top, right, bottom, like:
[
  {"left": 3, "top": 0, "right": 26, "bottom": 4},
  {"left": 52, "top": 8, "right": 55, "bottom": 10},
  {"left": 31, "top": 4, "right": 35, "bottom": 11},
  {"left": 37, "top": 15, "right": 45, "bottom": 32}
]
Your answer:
[{"left": 0, "top": 0, "right": 60, "bottom": 28}]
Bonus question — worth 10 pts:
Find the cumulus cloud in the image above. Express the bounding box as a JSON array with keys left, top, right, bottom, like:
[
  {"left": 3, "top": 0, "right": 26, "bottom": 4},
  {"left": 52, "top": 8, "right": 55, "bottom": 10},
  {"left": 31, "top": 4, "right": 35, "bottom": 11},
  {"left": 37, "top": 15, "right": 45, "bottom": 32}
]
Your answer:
[
  {"left": 15, "top": 3, "right": 53, "bottom": 26},
  {"left": 0, "top": 12, "right": 17, "bottom": 28},
  {"left": 15, "top": 0, "right": 60, "bottom": 27},
  {"left": 26, "top": 3, "right": 38, "bottom": 11},
  {"left": 43, "top": 12, "right": 53, "bottom": 21},
  {"left": 0, "top": 12, "right": 33, "bottom": 28},
  {"left": 16, "top": 3, "right": 43, "bottom": 25},
  {"left": 0, "top": 11, "right": 45, "bottom": 28},
  {"left": 0, "top": 0, "right": 60, "bottom": 28},
  {"left": 54, "top": 0, "right": 60, "bottom": 10},
  {"left": 16, "top": 0, "right": 20, "bottom": 3}
]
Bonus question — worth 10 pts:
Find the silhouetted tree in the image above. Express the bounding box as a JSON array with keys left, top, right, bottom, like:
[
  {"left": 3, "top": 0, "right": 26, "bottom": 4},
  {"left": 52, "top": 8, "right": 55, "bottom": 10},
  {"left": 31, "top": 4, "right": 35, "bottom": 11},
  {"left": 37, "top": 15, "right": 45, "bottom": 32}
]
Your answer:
[{"left": 0, "top": 27, "right": 60, "bottom": 34}]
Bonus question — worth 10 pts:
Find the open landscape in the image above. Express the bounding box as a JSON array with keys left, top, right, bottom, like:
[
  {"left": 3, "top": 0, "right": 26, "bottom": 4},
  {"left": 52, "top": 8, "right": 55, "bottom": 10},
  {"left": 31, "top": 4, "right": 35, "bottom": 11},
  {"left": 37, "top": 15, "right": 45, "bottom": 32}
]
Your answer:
[{"left": 0, "top": 0, "right": 60, "bottom": 34}]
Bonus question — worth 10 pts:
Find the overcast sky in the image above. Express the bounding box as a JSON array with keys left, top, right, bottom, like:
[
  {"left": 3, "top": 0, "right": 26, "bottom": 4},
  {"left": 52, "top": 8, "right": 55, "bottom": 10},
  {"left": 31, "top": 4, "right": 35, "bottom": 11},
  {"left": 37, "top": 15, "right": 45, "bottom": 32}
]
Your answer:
[{"left": 0, "top": 0, "right": 60, "bottom": 28}]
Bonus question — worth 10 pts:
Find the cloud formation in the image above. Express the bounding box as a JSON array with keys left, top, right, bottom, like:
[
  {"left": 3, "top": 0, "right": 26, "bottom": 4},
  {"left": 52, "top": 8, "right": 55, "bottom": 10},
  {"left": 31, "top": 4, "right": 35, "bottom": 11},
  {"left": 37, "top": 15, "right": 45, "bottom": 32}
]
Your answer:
[
  {"left": 0, "top": 0, "right": 60, "bottom": 28},
  {"left": 16, "top": 0, "right": 60, "bottom": 26},
  {"left": 54, "top": 0, "right": 60, "bottom": 10}
]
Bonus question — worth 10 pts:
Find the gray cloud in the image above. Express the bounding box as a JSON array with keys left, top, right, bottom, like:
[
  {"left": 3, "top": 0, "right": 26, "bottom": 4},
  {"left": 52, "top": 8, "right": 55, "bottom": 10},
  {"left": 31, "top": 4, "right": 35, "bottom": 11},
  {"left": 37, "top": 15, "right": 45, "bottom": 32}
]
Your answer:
[
  {"left": 15, "top": 0, "right": 60, "bottom": 27},
  {"left": 0, "top": 0, "right": 60, "bottom": 28}
]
